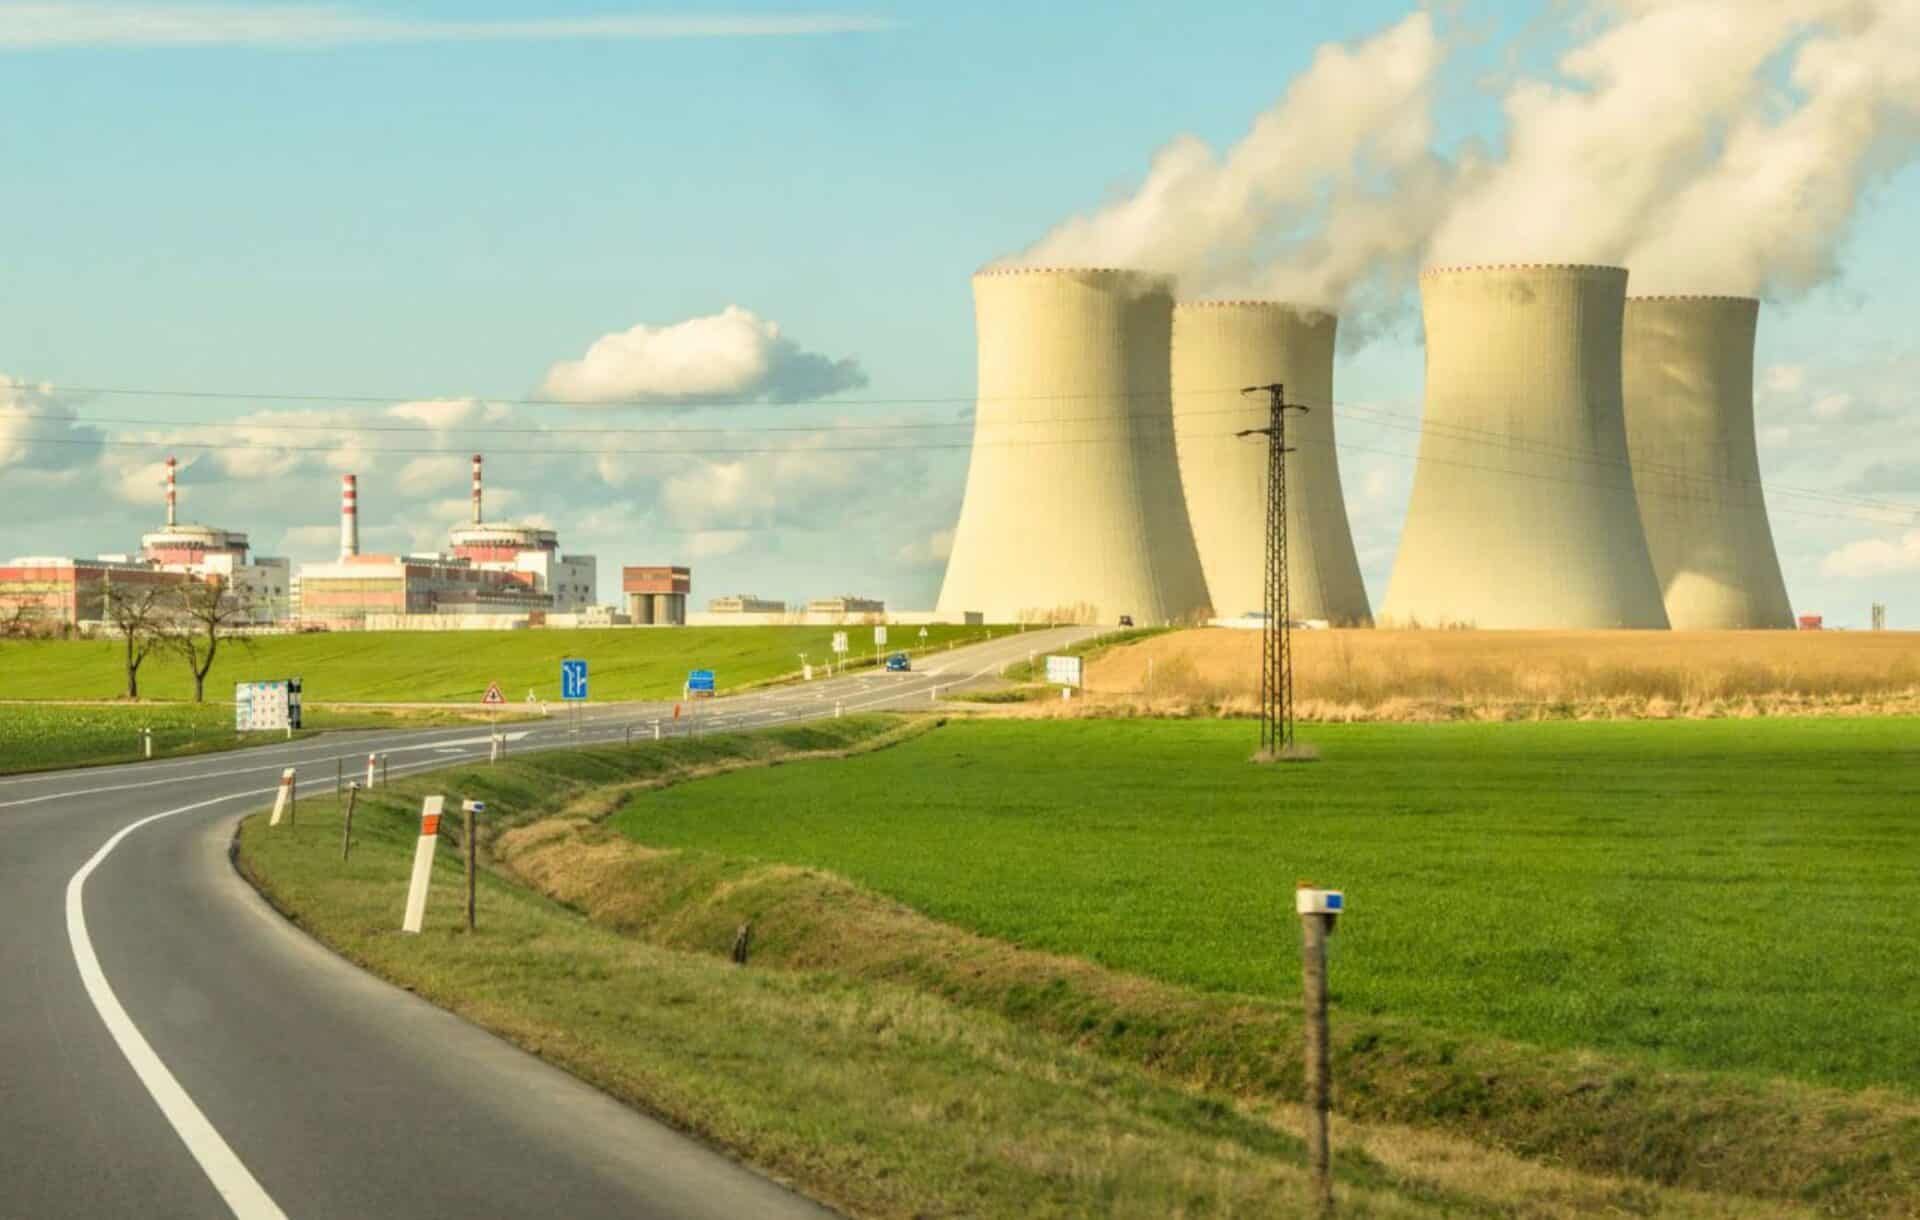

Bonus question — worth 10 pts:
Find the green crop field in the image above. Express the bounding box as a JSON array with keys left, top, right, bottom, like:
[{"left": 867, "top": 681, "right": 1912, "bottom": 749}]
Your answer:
[
  {"left": 0, "top": 702, "right": 534, "bottom": 774},
  {"left": 615, "top": 716, "right": 1920, "bottom": 1093},
  {"left": 0, "top": 623, "right": 1001, "bottom": 704}
]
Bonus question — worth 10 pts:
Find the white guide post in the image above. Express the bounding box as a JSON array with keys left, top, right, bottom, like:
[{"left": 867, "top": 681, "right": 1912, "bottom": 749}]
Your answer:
[
  {"left": 366, "top": 753, "right": 377, "bottom": 789},
  {"left": 268, "top": 768, "right": 295, "bottom": 827},
  {"left": 401, "top": 796, "right": 445, "bottom": 934}
]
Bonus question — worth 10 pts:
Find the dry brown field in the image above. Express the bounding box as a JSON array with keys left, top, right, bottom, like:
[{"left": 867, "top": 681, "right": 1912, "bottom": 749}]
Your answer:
[{"left": 1076, "top": 627, "right": 1920, "bottom": 721}]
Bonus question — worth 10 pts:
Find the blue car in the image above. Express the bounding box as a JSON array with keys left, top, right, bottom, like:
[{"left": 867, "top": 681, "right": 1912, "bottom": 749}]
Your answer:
[{"left": 884, "top": 652, "right": 911, "bottom": 672}]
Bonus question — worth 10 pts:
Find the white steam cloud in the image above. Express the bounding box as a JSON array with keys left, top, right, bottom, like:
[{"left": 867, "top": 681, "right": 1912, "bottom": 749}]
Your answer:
[
  {"left": 1007, "top": 1, "right": 1920, "bottom": 311},
  {"left": 537, "top": 306, "right": 868, "bottom": 406}
]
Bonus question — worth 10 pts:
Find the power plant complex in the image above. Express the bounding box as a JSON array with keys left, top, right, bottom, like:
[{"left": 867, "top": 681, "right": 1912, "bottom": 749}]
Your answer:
[{"left": 939, "top": 260, "right": 1793, "bottom": 631}]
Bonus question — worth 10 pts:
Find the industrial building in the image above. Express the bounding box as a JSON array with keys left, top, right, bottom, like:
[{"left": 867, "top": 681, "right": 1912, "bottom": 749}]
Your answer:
[
  {"left": 1170, "top": 301, "right": 1371, "bottom": 624},
  {"left": 0, "top": 456, "right": 286, "bottom": 628},
  {"left": 623, "top": 566, "right": 690, "bottom": 624},
  {"left": 0, "top": 557, "right": 189, "bottom": 627},
  {"left": 806, "top": 595, "right": 885, "bottom": 616},
  {"left": 1381, "top": 264, "right": 1670, "bottom": 629},
  {"left": 1622, "top": 296, "right": 1794, "bottom": 630},
  {"left": 708, "top": 594, "right": 786, "bottom": 614},
  {"left": 296, "top": 474, "right": 556, "bottom": 628},
  {"left": 937, "top": 267, "right": 1211, "bottom": 625},
  {"left": 446, "top": 456, "right": 598, "bottom": 612},
  {"left": 138, "top": 458, "right": 291, "bottom": 622}
]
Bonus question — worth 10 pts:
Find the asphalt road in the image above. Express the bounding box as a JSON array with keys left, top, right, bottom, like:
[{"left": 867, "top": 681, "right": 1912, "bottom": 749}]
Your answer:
[{"left": 0, "top": 626, "right": 1098, "bottom": 1219}]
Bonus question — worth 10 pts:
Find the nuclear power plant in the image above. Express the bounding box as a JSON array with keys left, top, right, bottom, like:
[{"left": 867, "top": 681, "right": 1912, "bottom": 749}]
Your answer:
[
  {"left": 937, "top": 268, "right": 1211, "bottom": 625},
  {"left": 1170, "top": 302, "right": 1371, "bottom": 624},
  {"left": 1622, "top": 296, "right": 1795, "bottom": 630},
  {"left": 1380, "top": 264, "right": 1671, "bottom": 629}
]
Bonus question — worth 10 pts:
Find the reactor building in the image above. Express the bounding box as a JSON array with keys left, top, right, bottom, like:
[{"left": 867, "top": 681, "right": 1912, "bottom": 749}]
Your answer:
[
  {"left": 1622, "top": 296, "right": 1794, "bottom": 630},
  {"left": 937, "top": 267, "right": 1211, "bottom": 625},
  {"left": 1381, "top": 264, "right": 1670, "bottom": 629},
  {"left": 1170, "top": 301, "right": 1371, "bottom": 624}
]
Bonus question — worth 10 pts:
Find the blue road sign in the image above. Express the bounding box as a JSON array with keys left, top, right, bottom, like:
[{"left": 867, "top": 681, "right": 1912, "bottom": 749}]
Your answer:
[
  {"left": 561, "top": 659, "right": 589, "bottom": 701},
  {"left": 687, "top": 669, "right": 716, "bottom": 694}
]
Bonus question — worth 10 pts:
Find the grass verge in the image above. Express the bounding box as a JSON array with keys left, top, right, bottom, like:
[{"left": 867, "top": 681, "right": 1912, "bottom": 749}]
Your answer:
[{"left": 237, "top": 718, "right": 1909, "bottom": 1216}]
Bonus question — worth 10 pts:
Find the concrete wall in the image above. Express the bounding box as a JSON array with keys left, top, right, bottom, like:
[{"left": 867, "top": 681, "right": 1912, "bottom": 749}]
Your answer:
[
  {"left": 1171, "top": 302, "right": 1371, "bottom": 624},
  {"left": 1623, "top": 296, "right": 1794, "bottom": 629},
  {"left": 937, "top": 267, "right": 1210, "bottom": 625},
  {"left": 1382, "top": 264, "right": 1670, "bottom": 629}
]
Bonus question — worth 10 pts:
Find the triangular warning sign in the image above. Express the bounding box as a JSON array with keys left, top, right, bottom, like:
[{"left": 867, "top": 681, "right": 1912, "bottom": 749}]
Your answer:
[{"left": 482, "top": 681, "right": 505, "bottom": 705}]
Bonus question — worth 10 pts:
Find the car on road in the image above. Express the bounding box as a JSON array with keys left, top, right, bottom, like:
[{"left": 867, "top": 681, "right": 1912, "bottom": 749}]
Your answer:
[
  {"left": 884, "top": 652, "right": 911, "bottom": 672},
  {"left": 1118, "top": 615, "right": 1134, "bottom": 627}
]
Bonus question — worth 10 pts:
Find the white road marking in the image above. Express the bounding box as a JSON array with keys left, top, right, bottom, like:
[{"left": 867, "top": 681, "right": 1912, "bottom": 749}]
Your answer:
[{"left": 67, "top": 788, "right": 292, "bottom": 1220}]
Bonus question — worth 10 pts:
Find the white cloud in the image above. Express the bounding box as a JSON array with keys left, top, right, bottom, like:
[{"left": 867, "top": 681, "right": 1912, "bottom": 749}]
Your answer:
[
  {"left": 1823, "top": 529, "right": 1920, "bottom": 578},
  {"left": 1763, "top": 364, "right": 1807, "bottom": 395},
  {"left": 687, "top": 530, "right": 753, "bottom": 559},
  {"left": 0, "top": 6, "right": 889, "bottom": 50},
  {"left": 1810, "top": 392, "right": 1853, "bottom": 420},
  {"left": 396, "top": 455, "right": 467, "bottom": 496},
  {"left": 387, "top": 398, "right": 497, "bottom": 430},
  {"left": 0, "top": 376, "right": 99, "bottom": 470},
  {"left": 538, "top": 306, "right": 867, "bottom": 406},
  {"left": 895, "top": 529, "right": 954, "bottom": 565}
]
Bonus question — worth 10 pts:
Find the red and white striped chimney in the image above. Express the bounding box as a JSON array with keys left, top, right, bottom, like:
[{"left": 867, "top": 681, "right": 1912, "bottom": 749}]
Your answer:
[
  {"left": 164, "top": 456, "right": 177, "bottom": 527},
  {"left": 471, "top": 454, "right": 483, "bottom": 525},
  {"left": 340, "top": 474, "right": 359, "bottom": 558}
]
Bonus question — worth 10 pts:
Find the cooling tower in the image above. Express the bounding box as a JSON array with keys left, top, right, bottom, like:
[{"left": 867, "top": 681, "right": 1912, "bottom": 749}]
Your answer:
[
  {"left": 1381, "top": 264, "right": 1670, "bottom": 629},
  {"left": 1623, "top": 296, "right": 1793, "bottom": 629},
  {"left": 936, "top": 268, "right": 1211, "bottom": 625},
  {"left": 1171, "top": 302, "right": 1372, "bottom": 624}
]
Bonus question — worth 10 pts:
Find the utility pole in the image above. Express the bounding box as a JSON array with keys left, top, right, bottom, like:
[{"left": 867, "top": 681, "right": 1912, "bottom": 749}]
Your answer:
[{"left": 1238, "top": 383, "right": 1309, "bottom": 757}]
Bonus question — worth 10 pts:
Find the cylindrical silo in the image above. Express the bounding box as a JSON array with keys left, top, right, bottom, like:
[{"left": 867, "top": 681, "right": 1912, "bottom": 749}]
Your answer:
[
  {"left": 1381, "top": 264, "right": 1670, "bottom": 629},
  {"left": 937, "top": 267, "right": 1211, "bottom": 625},
  {"left": 1623, "top": 296, "right": 1793, "bottom": 629},
  {"left": 1171, "top": 302, "right": 1372, "bottom": 624}
]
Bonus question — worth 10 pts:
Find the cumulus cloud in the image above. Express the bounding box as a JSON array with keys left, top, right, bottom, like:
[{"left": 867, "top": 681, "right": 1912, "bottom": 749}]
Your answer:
[
  {"left": 0, "top": 376, "right": 100, "bottom": 470},
  {"left": 0, "top": 5, "right": 890, "bottom": 50},
  {"left": 537, "top": 307, "right": 867, "bottom": 407},
  {"left": 1823, "top": 528, "right": 1920, "bottom": 577},
  {"left": 687, "top": 530, "right": 753, "bottom": 559}
]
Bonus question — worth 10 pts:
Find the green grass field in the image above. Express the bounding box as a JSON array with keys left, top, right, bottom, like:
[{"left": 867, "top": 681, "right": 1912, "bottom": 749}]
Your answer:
[
  {"left": 614, "top": 717, "right": 1920, "bottom": 1093},
  {"left": 0, "top": 702, "right": 532, "bottom": 774},
  {"left": 0, "top": 623, "right": 1001, "bottom": 704}
]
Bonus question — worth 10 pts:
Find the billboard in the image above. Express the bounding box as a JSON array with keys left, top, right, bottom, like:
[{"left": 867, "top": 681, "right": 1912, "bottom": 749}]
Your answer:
[
  {"left": 235, "top": 679, "right": 302, "bottom": 731},
  {"left": 1043, "top": 655, "right": 1083, "bottom": 688}
]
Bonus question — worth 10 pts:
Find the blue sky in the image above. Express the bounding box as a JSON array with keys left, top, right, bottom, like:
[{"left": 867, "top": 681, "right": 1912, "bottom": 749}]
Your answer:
[{"left": 1, "top": 1, "right": 1916, "bottom": 624}]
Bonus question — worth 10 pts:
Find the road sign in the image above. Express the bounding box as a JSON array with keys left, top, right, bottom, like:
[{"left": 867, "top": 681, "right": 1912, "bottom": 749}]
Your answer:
[
  {"left": 831, "top": 631, "right": 848, "bottom": 655},
  {"left": 918, "top": 626, "right": 929, "bottom": 641},
  {"left": 481, "top": 681, "right": 505, "bottom": 705},
  {"left": 1044, "top": 654, "right": 1084, "bottom": 688},
  {"left": 874, "top": 626, "right": 888, "bottom": 646},
  {"left": 688, "top": 669, "right": 716, "bottom": 695},
  {"left": 561, "top": 659, "right": 589, "bottom": 701}
]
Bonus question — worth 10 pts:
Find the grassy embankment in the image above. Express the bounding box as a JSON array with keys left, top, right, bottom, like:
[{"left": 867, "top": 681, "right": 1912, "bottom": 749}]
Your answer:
[
  {"left": 1063, "top": 627, "right": 1920, "bottom": 720},
  {"left": 238, "top": 715, "right": 1918, "bottom": 1217},
  {"left": 0, "top": 702, "right": 534, "bottom": 775},
  {"left": 0, "top": 623, "right": 1003, "bottom": 704}
]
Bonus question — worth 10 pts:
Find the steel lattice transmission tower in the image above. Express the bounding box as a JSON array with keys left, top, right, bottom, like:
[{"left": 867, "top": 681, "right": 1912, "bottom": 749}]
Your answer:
[{"left": 1239, "top": 383, "right": 1309, "bottom": 756}]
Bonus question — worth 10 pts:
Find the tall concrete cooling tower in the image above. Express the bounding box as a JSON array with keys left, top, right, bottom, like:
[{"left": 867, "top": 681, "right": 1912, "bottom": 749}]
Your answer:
[
  {"left": 1623, "top": 296, "right": 1793, "bottom": 629},
  {"left": 937, "top": 267, "right": 1210, "bottom": 625},
  {"left": 1170, "top": 302, "right": 1372, "bottom": 624},
  {"left": 1381, "top": 264, "right": 1670, "bottom": 629}
]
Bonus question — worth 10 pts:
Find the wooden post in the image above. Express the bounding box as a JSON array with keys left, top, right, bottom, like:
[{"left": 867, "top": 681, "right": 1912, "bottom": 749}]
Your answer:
[
  {"left": 335, "top": 756, "right": 342, "bottom": 798},
  {"left": 1298, "top": 886, "right": 1339, "bottom": 1216},
  {"left": 340, "top": 783, "right": 358, "bottom": 861},
  {"left": 463, "top": 801, "right": 478, "bottom": 932},
  {"left": 381, "top": 754, "right": 389, "bottom": 787}
]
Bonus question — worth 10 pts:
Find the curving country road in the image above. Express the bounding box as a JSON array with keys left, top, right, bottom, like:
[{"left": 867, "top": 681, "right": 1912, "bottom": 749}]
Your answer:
[{"left": 0, "top": 626, "right": 1098, "bottom": 1219}]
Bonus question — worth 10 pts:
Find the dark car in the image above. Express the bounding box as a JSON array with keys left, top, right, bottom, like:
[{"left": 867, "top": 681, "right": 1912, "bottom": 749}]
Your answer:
[
  {"left": 1118, "top": 615, "right": 1134, "bottom": 627},
  {"left": 884, "top": 652, "right": 911, "bottom": 672}
]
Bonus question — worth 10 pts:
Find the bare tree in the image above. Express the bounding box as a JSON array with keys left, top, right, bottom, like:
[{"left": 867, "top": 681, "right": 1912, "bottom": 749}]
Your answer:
[
  {"left": 165, "top": 579, "right": 252, "bottom": 703},
  {"left": 103, "top": 576, "right": 172, "bottom": 700}
]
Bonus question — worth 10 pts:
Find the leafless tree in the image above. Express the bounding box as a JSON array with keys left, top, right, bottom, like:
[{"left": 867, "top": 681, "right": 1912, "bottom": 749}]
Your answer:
[
  {"left": 164, "top": 579, "right": 253, "bottom": 703},
  {"left": 103, "top": 576, "right": 172, "bottom": 700}
]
